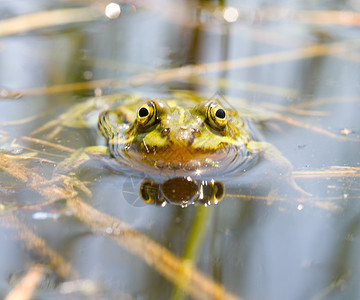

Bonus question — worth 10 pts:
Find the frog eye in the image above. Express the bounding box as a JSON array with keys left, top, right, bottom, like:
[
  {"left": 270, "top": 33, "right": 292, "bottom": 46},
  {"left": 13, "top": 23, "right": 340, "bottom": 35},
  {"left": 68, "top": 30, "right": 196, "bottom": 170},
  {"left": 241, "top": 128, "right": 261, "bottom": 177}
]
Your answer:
[
  {"left": 197, "top": 180, "right": 225, "bottom": 206},
  {"left": 140, "top": 180, "right": 163, "bottom": 206},
  {"left": 137, "top": 101, "right": 157, "bottom": 127},
  {"left": 211, "top": 181, "right": 225, "bottom": 204},
  {"left": 207, "top": 102, "right": 227, "bottom": 129}
]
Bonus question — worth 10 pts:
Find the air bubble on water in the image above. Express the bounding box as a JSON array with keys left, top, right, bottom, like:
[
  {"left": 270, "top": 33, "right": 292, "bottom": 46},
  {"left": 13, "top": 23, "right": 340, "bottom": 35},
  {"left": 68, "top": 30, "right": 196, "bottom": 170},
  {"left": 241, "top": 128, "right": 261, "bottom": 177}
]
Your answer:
[
  {"left": 223, "top": 7, "right": 239, "bottom": 23},
  {"left": 341, "top": 128, "right": 352, "bottom": 136},
  {"left": 105, "top": 3, "right": 121, "bottom": 19},
  {"left": 105, "top": 227, "right": 113, "bottom": 234}
]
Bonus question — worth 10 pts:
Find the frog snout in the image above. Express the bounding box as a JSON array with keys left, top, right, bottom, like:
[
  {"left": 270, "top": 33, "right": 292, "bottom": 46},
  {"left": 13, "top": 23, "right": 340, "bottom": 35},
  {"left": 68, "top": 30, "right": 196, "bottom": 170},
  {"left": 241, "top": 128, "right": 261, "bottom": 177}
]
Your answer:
[
  {"left": 170, "top": 126, "right": 199, "bottom": 145},
  {"left": 178, "top": 126, "right": 191, "bottom": 140}
]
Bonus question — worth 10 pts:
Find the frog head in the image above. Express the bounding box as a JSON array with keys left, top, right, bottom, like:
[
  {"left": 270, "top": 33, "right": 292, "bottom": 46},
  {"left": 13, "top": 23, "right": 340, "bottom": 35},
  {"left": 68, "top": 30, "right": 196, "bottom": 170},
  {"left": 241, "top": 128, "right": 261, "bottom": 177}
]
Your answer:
[{"left": 99, "top": 98, "right": 249, "bottom": 175}]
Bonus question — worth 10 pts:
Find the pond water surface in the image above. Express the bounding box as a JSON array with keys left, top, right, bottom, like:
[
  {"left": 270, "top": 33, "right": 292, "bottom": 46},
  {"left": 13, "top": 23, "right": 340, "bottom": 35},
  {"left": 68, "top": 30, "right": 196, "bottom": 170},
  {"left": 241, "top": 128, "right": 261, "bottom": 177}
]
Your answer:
[{"left": 0, "top": 1, "right": 360, "bottom": 300}]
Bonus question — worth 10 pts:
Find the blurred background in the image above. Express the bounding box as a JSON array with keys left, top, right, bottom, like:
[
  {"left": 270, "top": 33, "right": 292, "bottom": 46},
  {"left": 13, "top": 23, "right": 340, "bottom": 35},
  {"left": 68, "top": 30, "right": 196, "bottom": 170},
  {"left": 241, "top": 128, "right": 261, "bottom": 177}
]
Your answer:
[{"left": 0, "top": 1, "right": 360, "bottom": 299}]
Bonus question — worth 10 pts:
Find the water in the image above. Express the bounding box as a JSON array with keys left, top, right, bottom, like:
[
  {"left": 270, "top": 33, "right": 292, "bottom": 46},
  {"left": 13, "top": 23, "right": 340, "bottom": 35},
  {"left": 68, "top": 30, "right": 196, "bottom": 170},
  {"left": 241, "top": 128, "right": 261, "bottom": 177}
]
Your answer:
[{"left": 0, "top": 1, "right": 360, "bottom": 299}]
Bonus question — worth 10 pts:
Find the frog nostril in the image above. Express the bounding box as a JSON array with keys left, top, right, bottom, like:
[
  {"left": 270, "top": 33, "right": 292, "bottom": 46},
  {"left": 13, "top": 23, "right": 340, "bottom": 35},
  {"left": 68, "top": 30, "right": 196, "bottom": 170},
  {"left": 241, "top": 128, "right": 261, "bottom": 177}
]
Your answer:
[
  {"left": 191, "top": 128, "right": 201, "bottom": 137},
  {"left": 161, "top": 128, "right": 170, "bottom": 136}
]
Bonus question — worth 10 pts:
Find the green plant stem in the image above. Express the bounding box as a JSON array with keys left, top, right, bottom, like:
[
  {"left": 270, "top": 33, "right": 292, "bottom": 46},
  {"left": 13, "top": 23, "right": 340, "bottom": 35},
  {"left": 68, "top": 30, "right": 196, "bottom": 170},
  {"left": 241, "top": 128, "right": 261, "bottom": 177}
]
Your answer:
[{"left": 171, "top": 205, "right": 213, "bottom": 300}]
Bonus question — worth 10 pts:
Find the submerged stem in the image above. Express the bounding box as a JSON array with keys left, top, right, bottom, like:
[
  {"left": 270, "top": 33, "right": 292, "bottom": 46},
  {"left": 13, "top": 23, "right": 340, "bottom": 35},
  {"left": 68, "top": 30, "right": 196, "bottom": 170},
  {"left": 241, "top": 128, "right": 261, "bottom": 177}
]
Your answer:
[{"left": 172, "top": 206, "right": 213, "bottom": 300}]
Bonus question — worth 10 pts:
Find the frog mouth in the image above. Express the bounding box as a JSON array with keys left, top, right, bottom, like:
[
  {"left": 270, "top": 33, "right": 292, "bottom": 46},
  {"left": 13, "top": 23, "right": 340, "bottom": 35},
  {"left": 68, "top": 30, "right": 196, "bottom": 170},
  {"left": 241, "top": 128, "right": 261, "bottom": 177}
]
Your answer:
[{"left": 111, "top": 143, "right": 249, "bottom": 175}]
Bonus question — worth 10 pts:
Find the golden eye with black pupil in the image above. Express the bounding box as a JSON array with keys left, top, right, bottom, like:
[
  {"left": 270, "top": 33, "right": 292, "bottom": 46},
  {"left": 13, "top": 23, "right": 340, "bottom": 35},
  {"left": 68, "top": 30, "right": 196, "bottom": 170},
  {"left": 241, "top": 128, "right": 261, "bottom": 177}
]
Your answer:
[
  {"left": 207, "top": 102, "right": 227, "bottom": 129},
  {"left": 137, "top": 101, "right": 157, "bottom": 127},
  {"left": 215, "top": 108, "right": 225, "bottom": 119},
  {"left": 138, "top": 107, "right": 149, "bottom": 117}
]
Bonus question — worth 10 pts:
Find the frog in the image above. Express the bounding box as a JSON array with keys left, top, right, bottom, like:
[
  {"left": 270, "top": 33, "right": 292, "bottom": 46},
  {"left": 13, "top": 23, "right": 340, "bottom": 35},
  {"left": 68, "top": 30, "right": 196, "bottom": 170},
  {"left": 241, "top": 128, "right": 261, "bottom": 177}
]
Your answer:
[
  {"left": 93, "top": 94, "right": 309, "bottom": 206},
  {"left": 98, "top": 96, "right": 249, "bottom": 175}
]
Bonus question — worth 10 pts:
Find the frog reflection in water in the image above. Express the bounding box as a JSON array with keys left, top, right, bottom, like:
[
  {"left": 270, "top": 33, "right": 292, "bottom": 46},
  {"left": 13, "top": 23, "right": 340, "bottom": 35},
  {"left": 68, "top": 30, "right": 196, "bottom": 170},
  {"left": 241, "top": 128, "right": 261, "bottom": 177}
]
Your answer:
[{"left": 98, "top": 96, "right": 308, "bottom": 207}]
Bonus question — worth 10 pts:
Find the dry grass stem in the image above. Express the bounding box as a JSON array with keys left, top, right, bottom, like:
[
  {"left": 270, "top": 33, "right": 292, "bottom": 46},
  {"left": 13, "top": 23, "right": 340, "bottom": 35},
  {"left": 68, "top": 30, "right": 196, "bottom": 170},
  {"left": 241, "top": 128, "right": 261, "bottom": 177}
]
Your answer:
[
  {"left": 3, "top": 154, "right": 55, "bottom": 165},
  {"left": 152, "top": 39, "right": 360, "bottom": 80},
  {"left": 260, "top": 102, "right": 328, "bottom": 117},
  {"left": 1, "top": 214, "right": 76, "bottom": 279},
  {"left": 274, "top": 115, "right": 355, "bottom": 141},
  {"left": 2, "top": 115, "right": 42, "bottom": 126},
  {"left": 292, "top": 96, "right": 360, "bottom": 109},
  {"left": 4, "top": 265, "right": 44, "bottom": 300},
  {"left": 44, "top": 126, "right": 64, "bottom": 140},
  {"left": 294, "top": 166, "right": 360, "bottom": 179},
  {"left": 227, "top": 192, "right": 344, "bottom": 211},
  {"left": 17, "top": 39, "right": 360, "bottom": 97},
  {"left": 201, "top": 4, "right": 360, "bottom": 27},
  {"left": 0, "top": 154, "right": 239, "bottom": 300},
  {"left": 0, "top": 8, "right": 99, "bottom": 37},
  {"left": 191, "top": 77, "right": 299, "bottom": 98},
  {"left": 67, "top": 197, "right": 240, "bottom": 300},
  {"left": 0, "top": 154, "right": 71, "bottom": 200},
  {"left": 335, "top": 52, "right": 360, "bottom": 63},
  {"left": 23, "top": 79, "right": 117, "bottom": 98},
  {"left": 308, "top": 271, "right": 350, "bottom": 300},
  {"left": 21, "top": 136, "right": 75, "bottom": 153},
  {"left": 0, "top": 155, "right": 31, "bottom": 182},
  {"left": 293, "top": 10, "right": 360, "bottom": 26}
]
